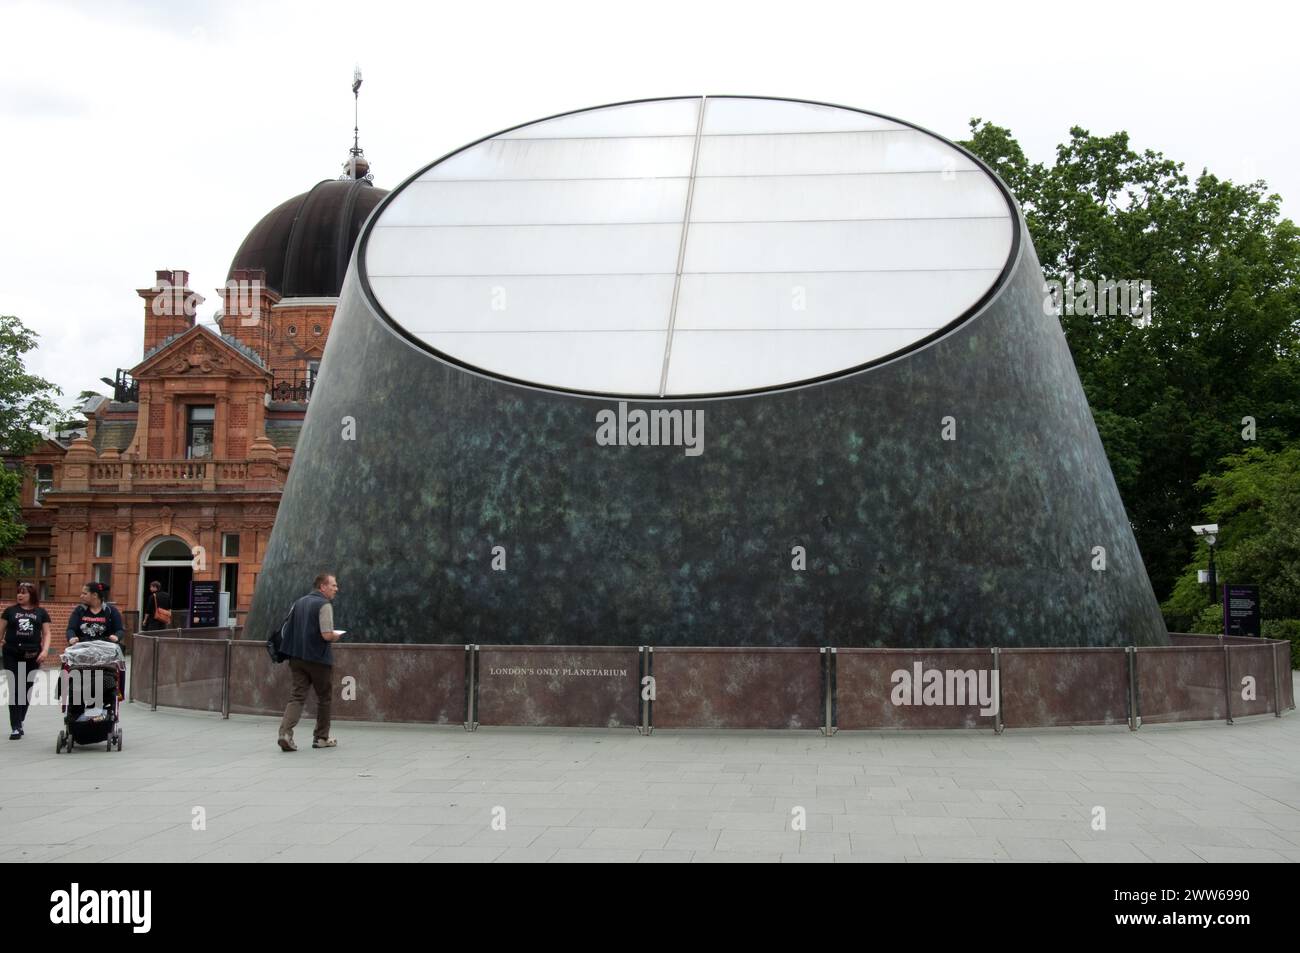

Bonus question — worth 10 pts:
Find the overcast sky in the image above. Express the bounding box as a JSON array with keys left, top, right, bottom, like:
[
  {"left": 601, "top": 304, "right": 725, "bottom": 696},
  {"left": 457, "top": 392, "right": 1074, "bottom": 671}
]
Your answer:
[{"left": 1, "top": 0, "right": 1295, "bottom": 407}]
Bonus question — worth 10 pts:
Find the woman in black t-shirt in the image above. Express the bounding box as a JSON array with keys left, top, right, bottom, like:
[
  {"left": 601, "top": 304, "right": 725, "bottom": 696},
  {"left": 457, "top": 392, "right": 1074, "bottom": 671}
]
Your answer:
[
  {"left": 66, "top": 582, "right": 125, "bottom": 646},
  {"left": 1, "top": 582, "right": 52, "bottom": 739},
  {"left": 65, "top": 582, "right": 125, "bottom": 709}
]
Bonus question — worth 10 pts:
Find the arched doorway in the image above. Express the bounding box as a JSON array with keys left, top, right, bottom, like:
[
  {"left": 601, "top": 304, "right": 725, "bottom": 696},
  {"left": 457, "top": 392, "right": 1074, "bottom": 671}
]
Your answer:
[{"left": 139, "top": 537, "right": 194, "bottom": 625}]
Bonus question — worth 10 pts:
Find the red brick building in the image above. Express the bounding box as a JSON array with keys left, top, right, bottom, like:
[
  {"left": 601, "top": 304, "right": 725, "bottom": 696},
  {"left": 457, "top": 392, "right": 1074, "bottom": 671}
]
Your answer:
[{"left": 2, "top": 153, "right": 387, "bottom": 638}]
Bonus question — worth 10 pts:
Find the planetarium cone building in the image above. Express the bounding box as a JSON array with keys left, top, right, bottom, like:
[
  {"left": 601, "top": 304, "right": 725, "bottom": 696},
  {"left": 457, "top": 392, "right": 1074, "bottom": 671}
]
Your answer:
[{"left": 246, "top": 96, "right": 1169, "bottom": 649}]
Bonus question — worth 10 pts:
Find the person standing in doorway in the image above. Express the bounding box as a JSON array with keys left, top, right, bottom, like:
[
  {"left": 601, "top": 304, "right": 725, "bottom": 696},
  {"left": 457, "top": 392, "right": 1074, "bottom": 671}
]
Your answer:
[
  {"left": 142, "top": 580, "right": 172, "bottom": 631},
  {"left": 277, "top": 573, "right": 344, "bottom": 751},
  {"left": 1, "top": 583, "right": 52, "bottom": 739}
]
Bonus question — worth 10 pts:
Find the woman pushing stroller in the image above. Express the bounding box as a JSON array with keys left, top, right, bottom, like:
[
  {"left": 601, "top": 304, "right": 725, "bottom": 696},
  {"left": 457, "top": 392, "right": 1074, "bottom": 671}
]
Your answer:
[
  {"left": 67, "top": 581, "right": 125, "bottom": 649},
  {"left": 66, "top": 582, "right": 125, "bottom": 701},
  {"left": 57, "top": 582, "right": 127, "bottom": 753}
]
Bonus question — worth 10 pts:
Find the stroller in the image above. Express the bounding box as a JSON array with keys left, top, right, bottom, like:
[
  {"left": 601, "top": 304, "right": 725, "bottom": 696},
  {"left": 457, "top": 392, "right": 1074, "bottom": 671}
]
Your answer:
[{"left": 55, "top": 640, "right": 125, "bottom": 753}]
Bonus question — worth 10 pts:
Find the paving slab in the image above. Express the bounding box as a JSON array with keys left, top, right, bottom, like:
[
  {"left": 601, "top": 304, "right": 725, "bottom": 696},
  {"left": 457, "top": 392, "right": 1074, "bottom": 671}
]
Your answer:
[{"left": 2, "top": 681, "right": 1297, "bottom": 863}]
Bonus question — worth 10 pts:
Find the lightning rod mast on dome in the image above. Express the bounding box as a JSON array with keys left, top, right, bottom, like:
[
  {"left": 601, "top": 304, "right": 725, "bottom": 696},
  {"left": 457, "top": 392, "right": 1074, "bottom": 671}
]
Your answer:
[{"left": 342, "top": 65, "right": 373, "bottom": 182}]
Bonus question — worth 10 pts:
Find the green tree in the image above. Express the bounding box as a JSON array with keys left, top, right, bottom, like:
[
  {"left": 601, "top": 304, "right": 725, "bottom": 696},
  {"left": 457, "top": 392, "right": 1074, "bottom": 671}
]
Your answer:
[
  {"left": 0, "top": 467, "right": 24, "bottom": 577},
  {"left": 0, "top": 314, "right": 62, "bottom": 578},
  {"left": 961, "top": 123, "right": 1300, "bottom": 608},
  {"left": 1162, "top": 446, "right": 1300, "bottom": 631},
  {"left": 0, "top": 314, "right": 61, "bottom": 452}
]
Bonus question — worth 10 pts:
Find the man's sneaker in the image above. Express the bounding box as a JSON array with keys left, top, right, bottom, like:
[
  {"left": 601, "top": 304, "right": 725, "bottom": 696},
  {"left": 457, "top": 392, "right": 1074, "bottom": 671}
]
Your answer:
[
  {"left": 8, "top": 729, "right": 20, "bottom": 740},
  {"left": 312, "top": 738, "right": 337, "bottom": 748},
  {"left": 277, "top": 735, "right": 297, "bottom": 752}
]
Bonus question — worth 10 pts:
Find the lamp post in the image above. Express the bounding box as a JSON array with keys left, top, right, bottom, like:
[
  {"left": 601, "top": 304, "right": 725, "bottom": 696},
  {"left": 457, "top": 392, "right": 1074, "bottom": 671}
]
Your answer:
[
  {"left": 1193, "top": 523, "right": 1220, "bottom": 605},
  {"left": 1207, "top": 541, "right": 1218, "bottom": 604}
]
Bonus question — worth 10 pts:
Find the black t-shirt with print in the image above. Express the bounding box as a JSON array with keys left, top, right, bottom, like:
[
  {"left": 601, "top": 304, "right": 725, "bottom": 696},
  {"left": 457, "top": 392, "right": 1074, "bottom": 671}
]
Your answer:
[
  {"left": 67, "top": 603, "right": 125, "bottom": 644},
  {"left": 2, "top": 605, "right": 50, "bottom": 653}
]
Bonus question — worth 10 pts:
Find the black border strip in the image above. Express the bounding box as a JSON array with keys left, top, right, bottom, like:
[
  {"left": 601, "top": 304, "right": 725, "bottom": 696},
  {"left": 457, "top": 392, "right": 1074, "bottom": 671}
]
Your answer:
[{"left": 355, "top": 95, "right": 1024, "bottom": 403}]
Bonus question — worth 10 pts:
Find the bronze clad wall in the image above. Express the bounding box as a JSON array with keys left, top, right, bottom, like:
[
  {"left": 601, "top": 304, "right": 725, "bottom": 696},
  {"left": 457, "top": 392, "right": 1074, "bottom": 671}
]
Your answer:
[
  {"left": 132, "top": 635, "right": 1293, "bottom": 730},
  {"left": 247, "top": 209, "right": 1171, "bottom": 652},
  {"left": 1226, "top": 643, "right": 1276, "bottom": 719},
  {"left": 154, "top": 638, "right": 225, "bottom": 713},
  {"left": 1165, "top": 635, "right": 1295, "bottom": 714},
  {"left": 174, "top": 627, "right": 238, "bottom": 639},
  {"left": 1168, "top": 633, "right": 1218, "bottom": 646},
  {"left": 651, "top": 647, "right": 823, "bottom": 729},
  {"left": 1000, "top": 648, "right": 1129, "bottom": 728},
  {"left": 476, "top": 646, "right": 641, "bottom": 728},
  {"left": 227, "top": 642, "right": 468, "bottom": 725},
  {"left": 229, "top": 641, "right": 295, "bottom": 716},
  {"left": 836, "top": 649, "right": 996, "bottom": 729},
  {"left": 130, "top": 636, "right": 154, "bottom": 706},
  {"left": 1136, "top": 646, "right": 1228, "bottom": 724},
  {"left": 333, "top": 645, "right": 467, "bottom": 724}
]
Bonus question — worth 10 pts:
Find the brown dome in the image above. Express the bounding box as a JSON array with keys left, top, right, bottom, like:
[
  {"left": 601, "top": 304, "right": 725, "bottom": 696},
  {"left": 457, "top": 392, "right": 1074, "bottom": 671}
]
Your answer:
[{"left": 228, "top": 177, "right": 388, "bottom": 297}]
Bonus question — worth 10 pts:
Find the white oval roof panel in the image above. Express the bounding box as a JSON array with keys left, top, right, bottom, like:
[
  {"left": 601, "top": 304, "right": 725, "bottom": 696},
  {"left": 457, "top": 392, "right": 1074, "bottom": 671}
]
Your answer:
[{"left": 363, "top": 96, "right": 1016, "bottom": 397}]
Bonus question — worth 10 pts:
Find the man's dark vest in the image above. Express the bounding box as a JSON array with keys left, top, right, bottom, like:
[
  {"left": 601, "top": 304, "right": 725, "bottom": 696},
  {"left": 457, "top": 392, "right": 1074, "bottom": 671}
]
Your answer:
[{"left": 282, "top": 591, "right": 332, "bottom": 665}]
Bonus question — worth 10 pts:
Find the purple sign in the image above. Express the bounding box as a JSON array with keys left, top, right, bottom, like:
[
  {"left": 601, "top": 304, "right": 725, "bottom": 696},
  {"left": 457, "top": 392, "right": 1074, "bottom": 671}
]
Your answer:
[
  {"left": 189, "top": 580, "right": 219, "bottom": 628},
  {"left": 1223, "top": 584, "right": 1261, "bottom": 637}
]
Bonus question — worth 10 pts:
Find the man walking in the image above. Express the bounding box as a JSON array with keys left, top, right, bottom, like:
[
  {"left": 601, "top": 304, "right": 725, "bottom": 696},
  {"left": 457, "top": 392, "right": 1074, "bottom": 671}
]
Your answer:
[{"left": 277, "top": 573, "right": 344, "bottom": 751}]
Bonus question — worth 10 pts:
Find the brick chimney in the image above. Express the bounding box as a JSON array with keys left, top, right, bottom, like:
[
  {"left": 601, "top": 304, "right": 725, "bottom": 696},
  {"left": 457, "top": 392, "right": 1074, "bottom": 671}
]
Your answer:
[
  {"left": 138, "top": 269, "right": 201, "bottom": 355},
  {"left": 220, "top": 268, "right": 279, "bottom": 364}
]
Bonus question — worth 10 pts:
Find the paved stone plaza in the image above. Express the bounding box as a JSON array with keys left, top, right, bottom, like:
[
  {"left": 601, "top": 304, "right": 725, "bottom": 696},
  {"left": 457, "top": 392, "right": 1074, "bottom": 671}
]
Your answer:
[{"left": 3, "top": 675, "right": 1298, "bottom": 863}]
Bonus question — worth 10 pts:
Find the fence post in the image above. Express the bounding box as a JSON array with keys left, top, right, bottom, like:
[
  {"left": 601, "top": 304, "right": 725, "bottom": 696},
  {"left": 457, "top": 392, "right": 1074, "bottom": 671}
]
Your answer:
[
  {"left": 150, "top": 636, "right": 159, "bottom": 712},
  {"left": 464, "top": 644, "right": 477, "bottom": 731},
  {"left": 823, "top": 647, "right": 836, "bottom": 737},
  {"left": 992, "top": 647, "right": 1003, "bottom": 734},
  {"left": 637, "top": 646, "right": 648, "bottom": 737},
  {"left": 1223, "top": 643, "right": 1234, "bottom": 725},
  {"left": 222, "top": 639, "right": 232, "bottom": 719},
  {"left": 642, "top": 646, "right": 653, "bottom": 736},
  {"left": 1126, "top": 645, "right": 1139, "bottom": 731},
  {"left": 1273, "top": 642, "right": 1282, "bottom": 718}
]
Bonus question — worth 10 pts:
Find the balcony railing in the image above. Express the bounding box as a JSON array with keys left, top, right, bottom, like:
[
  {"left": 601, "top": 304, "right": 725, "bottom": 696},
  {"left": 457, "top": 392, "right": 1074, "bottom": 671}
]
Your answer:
[
  {"left": 270, "top": 371, "right": 314, "bottom": 404},
  {"left": 135, "top": 460, "right": 211, "bottom": 483},
  {"left": 88, "top": 459, "right": 258, "bottom": 490}
]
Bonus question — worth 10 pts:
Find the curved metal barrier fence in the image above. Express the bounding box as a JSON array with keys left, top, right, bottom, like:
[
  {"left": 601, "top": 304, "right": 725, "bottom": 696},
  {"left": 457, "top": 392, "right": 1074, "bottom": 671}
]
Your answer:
[{"left": 127, "top": 632, "right": 1295, "bottom": 732}]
